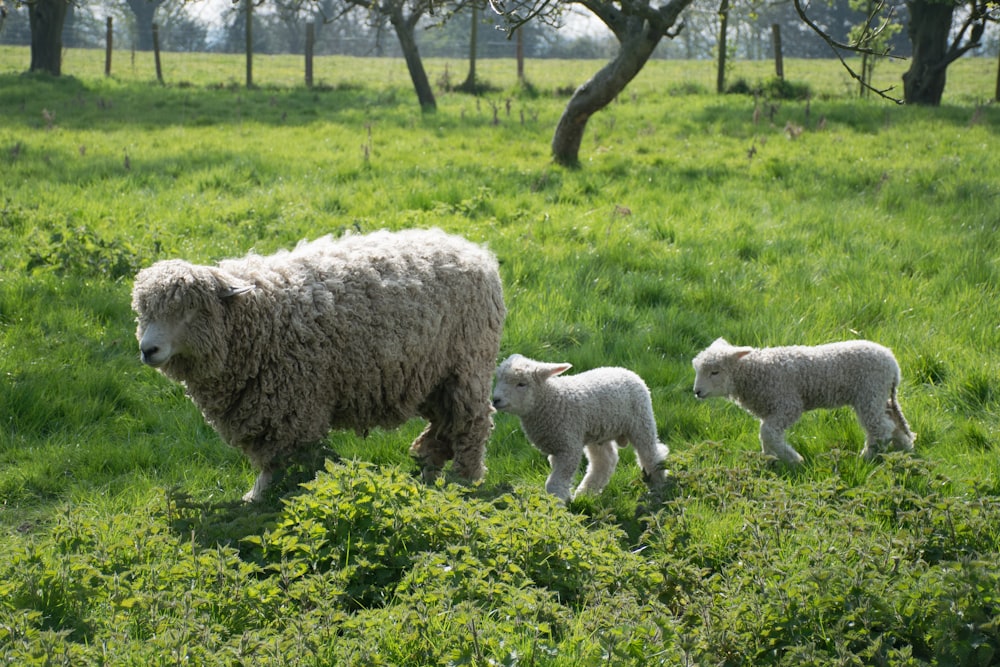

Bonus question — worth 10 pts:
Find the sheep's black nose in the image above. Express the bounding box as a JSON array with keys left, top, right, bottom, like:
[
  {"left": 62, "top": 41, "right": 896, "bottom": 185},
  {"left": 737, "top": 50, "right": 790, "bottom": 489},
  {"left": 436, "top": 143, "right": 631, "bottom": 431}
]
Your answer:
[{"left": 141, "top": 346, "right": 159, "bottom": 362}]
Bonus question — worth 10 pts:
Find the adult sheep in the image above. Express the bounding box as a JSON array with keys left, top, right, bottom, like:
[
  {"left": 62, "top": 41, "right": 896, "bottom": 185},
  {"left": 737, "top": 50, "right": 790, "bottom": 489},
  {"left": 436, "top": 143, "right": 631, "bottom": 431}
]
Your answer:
[
  {"left": 692, "top": 337, "right": 915, "bottom": 465},
  {"left": 132, "top": 228, "right": 506, "bottom": 502}
]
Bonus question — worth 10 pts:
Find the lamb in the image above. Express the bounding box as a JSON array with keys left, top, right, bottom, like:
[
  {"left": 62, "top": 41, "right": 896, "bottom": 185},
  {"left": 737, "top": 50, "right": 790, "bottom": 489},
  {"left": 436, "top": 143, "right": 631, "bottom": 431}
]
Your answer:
[
  {"left": 491, "top": 354, "right": 669, "bottom": 502},
  {"left": 131, "top": 228, "right": 506, "bottom": 502},
  {"left": 692, "top": 337, "right": 915, "bottom": 464}
]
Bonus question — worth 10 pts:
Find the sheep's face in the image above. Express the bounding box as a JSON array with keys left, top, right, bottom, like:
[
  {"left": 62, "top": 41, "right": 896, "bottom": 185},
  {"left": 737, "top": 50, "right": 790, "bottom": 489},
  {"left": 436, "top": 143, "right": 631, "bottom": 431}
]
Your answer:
[
  {"left": 492, "top": 354, "right": 571, "bottom": 417},
  {"left": 692, "top": 338, "right": 750, "bottom": 400},
  {"left": 132, "top": 260, "right": 254, "bottom": 374}
]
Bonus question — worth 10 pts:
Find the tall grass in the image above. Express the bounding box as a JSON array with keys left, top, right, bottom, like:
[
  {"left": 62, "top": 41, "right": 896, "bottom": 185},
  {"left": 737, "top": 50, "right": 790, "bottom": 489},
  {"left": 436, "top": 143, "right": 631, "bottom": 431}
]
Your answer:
[{"left": 1, "top": 54, "right": 999, "bottom": 664}]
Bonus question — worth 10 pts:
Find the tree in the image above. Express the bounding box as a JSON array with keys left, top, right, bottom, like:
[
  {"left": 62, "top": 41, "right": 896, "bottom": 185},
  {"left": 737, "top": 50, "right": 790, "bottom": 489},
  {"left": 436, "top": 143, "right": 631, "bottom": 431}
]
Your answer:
[
  {"left": 27, "top": 0, "right": 69, "bottom": 74},
  {"left": 902, "top": 0, "right": 994, "bottom": 105},
  {"left": 493, "top": 0, "right": 694, "bottom": 166},
  {"left": 325, "top": 0, "right": 443, "bottom": 110},
  {"left": 126, "top": 0, "right": 167, "bottom": 51}
]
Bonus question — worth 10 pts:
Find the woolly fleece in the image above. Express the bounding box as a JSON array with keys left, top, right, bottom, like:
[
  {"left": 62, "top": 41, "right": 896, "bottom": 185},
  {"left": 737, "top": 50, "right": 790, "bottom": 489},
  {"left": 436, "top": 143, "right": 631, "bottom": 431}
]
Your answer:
[
  {"left": 692, "top": 337, "right": 914, "bottom": 464},
  {"left": 132, "top": 228, "right": 506, "bottom": 501},
  {"left": 492, "top": 354, "right": 668, "bottom": 501}
]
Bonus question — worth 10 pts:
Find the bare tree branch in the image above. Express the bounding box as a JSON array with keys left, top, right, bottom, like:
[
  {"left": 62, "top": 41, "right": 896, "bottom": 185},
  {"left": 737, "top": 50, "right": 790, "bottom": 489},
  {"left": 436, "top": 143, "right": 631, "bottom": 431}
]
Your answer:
[{"left": 792, "top": 0, "right": 903, "bottom": 104}]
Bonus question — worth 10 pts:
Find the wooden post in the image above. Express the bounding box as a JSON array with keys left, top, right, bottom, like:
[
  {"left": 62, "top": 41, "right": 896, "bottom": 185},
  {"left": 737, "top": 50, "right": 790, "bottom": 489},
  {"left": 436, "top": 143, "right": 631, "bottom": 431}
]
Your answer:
[
  {"left": 245, "top": 0, "right": 253, "bottom": 88},
  {"left": 772, "top": 23, "right": 784, "bottom": 80},
  {"left": 104, "top": 17, "right": 112, "bottom": 76},
  {"left": 152, "top": 22, "right": 163, "bottom": 84},
  {"left": 516, "top": 27, "right": 524, "bottom": 82},
  {"left": 716, "top": 0, "right": 728, "bottom": 93},
  {"left": 305, "top": 22, "right": 314, "bottom": 88}
]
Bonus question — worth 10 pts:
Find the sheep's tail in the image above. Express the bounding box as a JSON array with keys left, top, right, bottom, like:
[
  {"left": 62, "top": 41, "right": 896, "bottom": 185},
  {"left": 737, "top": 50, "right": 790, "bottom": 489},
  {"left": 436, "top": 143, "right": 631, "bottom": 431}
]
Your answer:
[{"left": 886, "top": 380, "right": 916, "bottom": 446}]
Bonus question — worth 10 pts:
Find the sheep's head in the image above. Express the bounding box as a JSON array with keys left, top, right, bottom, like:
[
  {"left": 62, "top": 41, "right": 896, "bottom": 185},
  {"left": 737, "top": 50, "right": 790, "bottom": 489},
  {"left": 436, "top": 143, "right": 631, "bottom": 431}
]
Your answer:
[
  {"left": 491, "top": 354, "right": 571, "bottom": 417},
  {"left": 692, "top": 337, "right": 751, "bottom": 400},
  {"left": 131, "top": 259, "right": 254, "bottom": 377}
]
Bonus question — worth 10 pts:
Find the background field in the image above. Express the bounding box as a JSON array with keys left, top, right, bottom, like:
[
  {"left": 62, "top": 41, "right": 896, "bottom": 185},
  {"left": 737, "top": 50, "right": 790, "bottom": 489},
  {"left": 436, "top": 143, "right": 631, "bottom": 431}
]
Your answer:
[{"left": 1, "top": 51, "right": 999, "bottom": 664}]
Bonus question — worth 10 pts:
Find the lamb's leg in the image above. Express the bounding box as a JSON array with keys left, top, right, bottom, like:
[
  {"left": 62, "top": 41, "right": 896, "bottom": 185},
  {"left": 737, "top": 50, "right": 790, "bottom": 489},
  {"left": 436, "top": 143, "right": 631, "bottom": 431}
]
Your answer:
[
  {"left": 242, "top": 470, "right": 273, "bottom": 503},
  {"left": 759, "top": 418, "right": 804, "bottom": 465},
  {"left": 546, "top": 451, "right": 583, "bottom": 503},
  {"left": 887, "top": 396, "right": 915, "bottom": 453},
  {"left": 574, "top": 442, "right": 619, "bottom": 497},
  {"left": 630, "top": 433, "right": 670, "bottom": 490},
  {"left": 857, "top": 402, "right": 899, "bottom": 461}
]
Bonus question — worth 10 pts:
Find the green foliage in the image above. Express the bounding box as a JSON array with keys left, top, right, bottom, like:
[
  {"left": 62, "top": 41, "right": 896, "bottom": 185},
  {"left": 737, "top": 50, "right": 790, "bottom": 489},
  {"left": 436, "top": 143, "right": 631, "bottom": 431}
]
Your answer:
[{"left": 1, "top": 55, "right": 999, "bottom": 664}]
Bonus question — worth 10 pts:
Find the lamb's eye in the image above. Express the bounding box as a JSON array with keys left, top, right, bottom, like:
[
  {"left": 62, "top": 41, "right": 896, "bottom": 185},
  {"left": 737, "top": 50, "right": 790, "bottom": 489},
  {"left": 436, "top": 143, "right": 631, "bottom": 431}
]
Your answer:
[
  {"left": 710, "top": 370, "right": 720, "bottom": 377},
  {"left": 516, "top": 382, "right": 527, "bottom": 388}
]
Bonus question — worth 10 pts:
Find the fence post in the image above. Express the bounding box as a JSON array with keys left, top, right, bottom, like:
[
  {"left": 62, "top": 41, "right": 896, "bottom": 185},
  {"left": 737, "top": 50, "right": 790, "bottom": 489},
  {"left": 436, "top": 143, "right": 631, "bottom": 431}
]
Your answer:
[
  {"left": 152, "top": 23, "right": 163, "bottom": 84},
  {"left": 772, "top": 23, "right": 784, "bottom": 80},
  {"left": 305, "top": 22, "right": 314, "bottom": 88},
  {"left": 104, "top": 17, "right": 112, "bottom": 76}
]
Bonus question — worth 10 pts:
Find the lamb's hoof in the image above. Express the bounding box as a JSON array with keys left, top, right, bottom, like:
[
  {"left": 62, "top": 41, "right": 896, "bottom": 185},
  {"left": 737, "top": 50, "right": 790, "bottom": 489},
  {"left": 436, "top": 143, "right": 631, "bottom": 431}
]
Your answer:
[{"left": 242, "top": 489, "right": 263, "bottom": 503}]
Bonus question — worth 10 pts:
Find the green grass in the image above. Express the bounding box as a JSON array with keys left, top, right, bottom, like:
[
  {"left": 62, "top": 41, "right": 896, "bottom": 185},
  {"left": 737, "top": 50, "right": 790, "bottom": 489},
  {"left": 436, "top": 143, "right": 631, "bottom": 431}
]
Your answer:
[{"left": 1, "top": 50, "right": 1000, "bottom": 664}]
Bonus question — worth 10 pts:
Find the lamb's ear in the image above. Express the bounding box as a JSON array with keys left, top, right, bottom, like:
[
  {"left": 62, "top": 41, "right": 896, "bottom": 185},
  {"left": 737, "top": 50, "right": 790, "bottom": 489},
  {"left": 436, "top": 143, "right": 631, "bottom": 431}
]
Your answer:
[
  {"left": 536, "top": 362, "right": 572, "bottom": 380},
  {"left": 732, "top": 348, "right": 752, "bottom": 361}
]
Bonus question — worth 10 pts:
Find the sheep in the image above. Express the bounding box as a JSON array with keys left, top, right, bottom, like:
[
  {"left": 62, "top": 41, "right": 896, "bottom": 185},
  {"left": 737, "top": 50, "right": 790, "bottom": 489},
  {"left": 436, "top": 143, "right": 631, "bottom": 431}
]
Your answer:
[
  {"left": 692, "top": 337, "right": 915, "bottom": 464},
  {"left": 131, "top": 228, "right": 506, "bottom": 502},
  {"left": 491, "top": 354, "right": 669, "bottom": 502}
]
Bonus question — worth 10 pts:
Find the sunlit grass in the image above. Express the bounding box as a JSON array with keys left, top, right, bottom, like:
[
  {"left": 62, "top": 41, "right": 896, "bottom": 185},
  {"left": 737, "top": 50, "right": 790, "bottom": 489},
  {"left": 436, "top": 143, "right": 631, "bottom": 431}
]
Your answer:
[{"left": 1, "top": 52, "right": 999, "bottom": 663}]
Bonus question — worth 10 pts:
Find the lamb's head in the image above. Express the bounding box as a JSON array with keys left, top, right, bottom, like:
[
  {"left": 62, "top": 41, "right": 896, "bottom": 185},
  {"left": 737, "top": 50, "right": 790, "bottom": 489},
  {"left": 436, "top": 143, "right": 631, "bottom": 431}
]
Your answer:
[
  {"left": 131, "top": 259, "right": 254, "bottom": 375},
  {"left": 692, "top": 337, "right": 752, "bottom": 400},
  {"left": 492, "top": 354, "right": 571, "bottom": 417}
]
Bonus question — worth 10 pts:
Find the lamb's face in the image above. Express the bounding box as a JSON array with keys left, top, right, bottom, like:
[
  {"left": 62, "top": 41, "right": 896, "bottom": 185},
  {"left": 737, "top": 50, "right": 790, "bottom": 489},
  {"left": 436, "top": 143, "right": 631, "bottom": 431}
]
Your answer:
[
  {"left": 692, "top": 338, "right": 749, "bottom": 400},
  {"left": 692, "top": 356, "right": 731, "bottom": 400},
  {"left": 491, "top": 357, "right": 538, "bottom": 417},
  {"left": 492, "top": 354, "right": 570, "bottom": 417}
]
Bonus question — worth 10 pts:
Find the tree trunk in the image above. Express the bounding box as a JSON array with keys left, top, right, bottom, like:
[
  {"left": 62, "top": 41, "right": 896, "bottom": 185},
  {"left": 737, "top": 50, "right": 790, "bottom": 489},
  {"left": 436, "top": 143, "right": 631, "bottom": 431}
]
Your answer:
[
  {"left": 716, "top": 0, "right": 728, "bottom": 94},
  {"left": 551, "top": 21, "right": 661, "bottom": 166},
  {"left": 459, "top": 5, "right": 479, "bottom": 91},
  {"left": 902, "top": 0, "right": 953, "bottom": 105},
  {"left": 28, "top": 0, "right": 68, "bottom": 75},
  {"left": 126, "top": 0, "right": 163, "bottom": 51},
  {"left": 390, "top": 8, "right": 436, "bottom": 112}
]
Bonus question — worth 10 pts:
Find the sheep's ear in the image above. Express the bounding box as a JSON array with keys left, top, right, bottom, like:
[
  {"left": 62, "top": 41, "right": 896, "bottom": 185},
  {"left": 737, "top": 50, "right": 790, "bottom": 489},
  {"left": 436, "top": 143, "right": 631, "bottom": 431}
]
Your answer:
[
  {"left": 537, "top": 362, "right": 572, "bottom": 380},
  {"left": 219, "top": 284, "right": 255, "bottom": 300},
  {"left": 711, "top": 337, "right": 730, "bottom": 348},
  {"left": 732, "top": 348, "right": 752, "bottom": 361}
]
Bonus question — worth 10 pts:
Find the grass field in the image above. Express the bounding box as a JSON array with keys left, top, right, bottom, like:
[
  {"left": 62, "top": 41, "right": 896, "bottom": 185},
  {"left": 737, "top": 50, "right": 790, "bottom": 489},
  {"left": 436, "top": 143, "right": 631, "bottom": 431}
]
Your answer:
[{"left": 1, "top": 48, "right": 999, "bottom": 664}]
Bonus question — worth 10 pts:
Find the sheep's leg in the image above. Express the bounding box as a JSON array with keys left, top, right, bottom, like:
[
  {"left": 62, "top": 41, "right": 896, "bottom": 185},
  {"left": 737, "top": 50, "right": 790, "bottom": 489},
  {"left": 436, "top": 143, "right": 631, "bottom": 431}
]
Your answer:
[
  {"left": 409, "top": 424, "right": 454, "bottom": 482},
  {"left": 242, "top": 470, "right": 273, "bottom": 503},
  {"left": 546, "top": 451, "right": 583, "bottom": 503},
  {"left": 575, "top": 442, "right": 619, "bottom": 497},
  {"left": 759, "top": 419, "right": 804, "bottom": 465},
  {"left": 440, "top": 374, "right": 494, "bottom": 482}
]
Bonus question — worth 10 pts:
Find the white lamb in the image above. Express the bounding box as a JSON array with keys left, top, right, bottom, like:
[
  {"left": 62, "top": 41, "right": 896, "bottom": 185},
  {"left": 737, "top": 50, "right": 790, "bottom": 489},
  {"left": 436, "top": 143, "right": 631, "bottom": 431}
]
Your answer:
[
  {"left": 132, "top": 228, "right": 505, "bottom": 502},
  {"left": 491, "top": 354, "right": 669, "bottom": 502},
  {"left": 692, "top": 337, "right": 915, "bottom": 464}
]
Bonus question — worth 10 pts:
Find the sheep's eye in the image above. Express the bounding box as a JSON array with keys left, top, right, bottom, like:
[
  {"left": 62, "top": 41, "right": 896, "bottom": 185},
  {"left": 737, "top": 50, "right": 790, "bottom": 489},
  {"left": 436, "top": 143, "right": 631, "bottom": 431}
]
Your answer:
[
  {"left": 516, "top": 382, "right": 527, "bottom": 388},
  {"left": 709, "top": 370, "right": 720, "bottom": 377}
]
